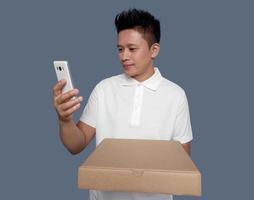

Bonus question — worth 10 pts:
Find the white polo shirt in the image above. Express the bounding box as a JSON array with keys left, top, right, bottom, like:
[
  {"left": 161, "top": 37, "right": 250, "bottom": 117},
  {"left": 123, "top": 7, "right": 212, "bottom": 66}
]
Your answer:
[{"left": 80, "top": 67, "right": 193, "bottom": 200}]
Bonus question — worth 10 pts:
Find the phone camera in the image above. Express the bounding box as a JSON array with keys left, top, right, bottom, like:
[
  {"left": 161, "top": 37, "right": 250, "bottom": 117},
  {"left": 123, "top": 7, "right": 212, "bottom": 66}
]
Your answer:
[{"left": 58, "top": 66, "right": 62, "bottom": 71}]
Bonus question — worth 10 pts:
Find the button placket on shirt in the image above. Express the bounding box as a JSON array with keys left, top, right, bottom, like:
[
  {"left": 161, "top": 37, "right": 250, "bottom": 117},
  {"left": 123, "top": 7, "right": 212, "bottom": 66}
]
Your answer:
[{"left": 130, "top": 84, "right": 144, "bottom": 126}]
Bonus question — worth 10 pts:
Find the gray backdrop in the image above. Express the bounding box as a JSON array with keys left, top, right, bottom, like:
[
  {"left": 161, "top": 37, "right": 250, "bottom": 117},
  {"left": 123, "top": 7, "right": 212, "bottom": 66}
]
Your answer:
[{"left": 0, "top": 0, "right": 253, "bottom": 199}]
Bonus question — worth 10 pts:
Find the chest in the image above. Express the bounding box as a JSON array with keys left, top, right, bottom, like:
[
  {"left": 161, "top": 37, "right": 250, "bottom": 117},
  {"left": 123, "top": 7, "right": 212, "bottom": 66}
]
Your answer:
[{"left": 98, "top": 85, "right": 178, "bottom": 130}]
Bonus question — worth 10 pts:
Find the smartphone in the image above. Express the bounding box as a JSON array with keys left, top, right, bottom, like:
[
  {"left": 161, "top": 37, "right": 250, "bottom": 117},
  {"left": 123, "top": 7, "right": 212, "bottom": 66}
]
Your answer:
[{"left": 53, "top": 61, "right": 74, "bottom": 94}]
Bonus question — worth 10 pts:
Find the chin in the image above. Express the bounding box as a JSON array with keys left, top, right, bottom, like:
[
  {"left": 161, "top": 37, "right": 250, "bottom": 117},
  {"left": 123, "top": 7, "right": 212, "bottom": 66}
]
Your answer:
[{"left": 124, "top": 69, "right": 138, "bottom": 78}]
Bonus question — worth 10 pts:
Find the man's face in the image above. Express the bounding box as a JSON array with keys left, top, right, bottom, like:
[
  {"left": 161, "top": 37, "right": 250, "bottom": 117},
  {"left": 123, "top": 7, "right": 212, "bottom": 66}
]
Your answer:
[{"left": 117, "top": 29, "right": 158, "bottom": 81}]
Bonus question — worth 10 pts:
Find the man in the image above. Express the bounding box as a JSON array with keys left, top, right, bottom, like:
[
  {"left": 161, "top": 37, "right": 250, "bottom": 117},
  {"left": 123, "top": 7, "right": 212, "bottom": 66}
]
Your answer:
[{"left": 53, "top": 8, "right": 193, "bottom": 200}]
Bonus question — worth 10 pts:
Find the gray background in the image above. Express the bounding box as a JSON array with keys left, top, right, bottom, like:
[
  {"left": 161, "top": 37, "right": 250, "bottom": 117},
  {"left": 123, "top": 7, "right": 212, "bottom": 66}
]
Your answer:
[{"left": 0, "top": 0, "right": 253, "bottom": 199}]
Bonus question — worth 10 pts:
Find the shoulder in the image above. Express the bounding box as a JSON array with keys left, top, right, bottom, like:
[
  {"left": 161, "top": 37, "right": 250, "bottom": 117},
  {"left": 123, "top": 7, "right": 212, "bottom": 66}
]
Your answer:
[
  {"left": 159, "top": 77, "right": 186, "bottom": 98},
  {"left": 93, "top": 73, "right": 124, "bottom": 91},
  {"left": 159, "top": 77, "right": 189, "bottom": 109}
]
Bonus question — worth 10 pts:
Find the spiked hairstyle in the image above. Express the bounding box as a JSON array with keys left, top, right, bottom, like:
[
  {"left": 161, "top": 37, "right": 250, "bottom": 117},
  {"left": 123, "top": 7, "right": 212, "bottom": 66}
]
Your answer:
[{"left": 115, "top": 8, "right": 161, "bottom": 47}]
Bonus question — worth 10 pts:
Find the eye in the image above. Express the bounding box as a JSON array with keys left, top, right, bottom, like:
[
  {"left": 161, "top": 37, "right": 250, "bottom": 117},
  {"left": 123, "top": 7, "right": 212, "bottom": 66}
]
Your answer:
[
  {"left": 129, "top": 48, "right": 137, "bottom": 52},
  {"left": 118, "top": 48, "right": 123, "bottom": 52}
]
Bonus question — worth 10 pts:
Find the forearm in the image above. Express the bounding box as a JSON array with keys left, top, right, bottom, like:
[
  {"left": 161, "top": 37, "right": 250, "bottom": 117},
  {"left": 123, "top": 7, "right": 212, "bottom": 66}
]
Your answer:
[{"left": 59, "top": 120, "right": 86, "bottom": 155}]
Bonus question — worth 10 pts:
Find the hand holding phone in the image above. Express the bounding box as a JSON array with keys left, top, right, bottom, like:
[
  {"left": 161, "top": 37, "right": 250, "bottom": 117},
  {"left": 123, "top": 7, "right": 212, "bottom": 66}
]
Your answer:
[{"left": 53, "top": 61, "right": 83, "bottom": 122}]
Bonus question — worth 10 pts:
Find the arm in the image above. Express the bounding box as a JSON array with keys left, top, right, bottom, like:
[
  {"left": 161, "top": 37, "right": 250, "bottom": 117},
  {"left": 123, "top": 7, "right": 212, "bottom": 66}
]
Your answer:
[
  {"left": 181, "top": 142, "right": 191, "bottom": 156},
  {"left": 53, "top": 80, "right": 95, "bottom": 155},
  {"left": 59, "top": 120, "right": 95, "bottom": 155},
  {"left": 174, "top": 91, "right": 193, "bottom": 156}
]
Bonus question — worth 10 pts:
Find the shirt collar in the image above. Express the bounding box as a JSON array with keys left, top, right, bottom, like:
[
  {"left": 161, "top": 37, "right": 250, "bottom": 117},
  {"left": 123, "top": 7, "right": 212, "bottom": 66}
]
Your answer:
[{"left": 120, "top": 67, "right": 163, "bottom": 91}]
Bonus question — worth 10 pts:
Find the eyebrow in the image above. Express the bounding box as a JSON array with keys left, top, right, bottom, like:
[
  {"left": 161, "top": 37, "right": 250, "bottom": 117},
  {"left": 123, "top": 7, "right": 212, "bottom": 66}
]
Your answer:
[{"left": 117, "top": 43, "right": 138, "bottom": 48}]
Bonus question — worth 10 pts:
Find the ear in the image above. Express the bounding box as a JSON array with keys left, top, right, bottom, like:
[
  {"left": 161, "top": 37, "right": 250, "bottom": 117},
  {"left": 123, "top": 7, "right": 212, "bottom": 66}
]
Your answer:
[{"left": 150, "top": 43, "right": 160, "bottom": 59}]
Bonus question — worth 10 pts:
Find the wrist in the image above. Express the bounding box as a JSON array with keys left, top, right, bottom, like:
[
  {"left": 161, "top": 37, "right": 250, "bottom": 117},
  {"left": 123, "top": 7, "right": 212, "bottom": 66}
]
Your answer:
[{"left": 58, "top": 116, "right": 72, "bottom": 125}]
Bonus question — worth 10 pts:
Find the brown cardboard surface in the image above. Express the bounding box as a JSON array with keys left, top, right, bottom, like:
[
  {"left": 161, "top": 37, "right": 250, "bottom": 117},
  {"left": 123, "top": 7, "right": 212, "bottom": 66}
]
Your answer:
[{"left": 78, "top": 138, "right": 201, "bottom": 196}]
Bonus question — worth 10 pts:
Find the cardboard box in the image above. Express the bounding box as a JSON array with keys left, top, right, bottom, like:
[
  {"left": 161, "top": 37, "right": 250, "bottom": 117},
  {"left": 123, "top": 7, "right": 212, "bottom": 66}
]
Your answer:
[{"left": 78, "top": 138, "right": 201, "bottom": 196}]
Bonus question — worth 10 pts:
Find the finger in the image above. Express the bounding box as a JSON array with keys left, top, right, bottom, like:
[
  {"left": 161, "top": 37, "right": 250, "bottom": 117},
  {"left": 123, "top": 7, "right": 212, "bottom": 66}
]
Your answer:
[
  {"left": 61, "top": 103, "right": 81, "bottom": 119},
  {"left": 53, "top": 79, "right": 67, "bottom": 97},
  {"left": 56, "top": 89, "right": 79, "bottom": 105},
  {"left": 60, "top": 96, "right": 83, "bottom": 111}
]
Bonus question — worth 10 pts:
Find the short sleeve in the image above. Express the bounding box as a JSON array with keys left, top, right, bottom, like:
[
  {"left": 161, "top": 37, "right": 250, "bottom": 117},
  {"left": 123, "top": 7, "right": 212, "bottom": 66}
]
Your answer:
[
  {"left": 173, "top": 91, "right": 193, "bottom": 144},
  {"left": 79, "top": 85, "right": 99, "bottom": 128}
]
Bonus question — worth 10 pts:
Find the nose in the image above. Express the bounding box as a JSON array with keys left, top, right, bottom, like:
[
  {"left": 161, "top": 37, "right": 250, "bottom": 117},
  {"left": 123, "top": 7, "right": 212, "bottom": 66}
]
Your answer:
[{"left": 120, "top": 49, "right": 130, "bottom": 62}]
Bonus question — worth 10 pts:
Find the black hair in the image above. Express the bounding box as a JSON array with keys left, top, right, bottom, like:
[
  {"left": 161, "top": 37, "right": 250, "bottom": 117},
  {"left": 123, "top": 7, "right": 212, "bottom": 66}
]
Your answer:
[{"left": 114, "top": 8, "right": 160, "bottom": 47}]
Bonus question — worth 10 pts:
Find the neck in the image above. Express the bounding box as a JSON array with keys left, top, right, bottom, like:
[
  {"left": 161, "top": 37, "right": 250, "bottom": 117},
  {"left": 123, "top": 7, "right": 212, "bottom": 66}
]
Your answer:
[{"left": 134, "top": 66, "right": 155, "bottom": 82}]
